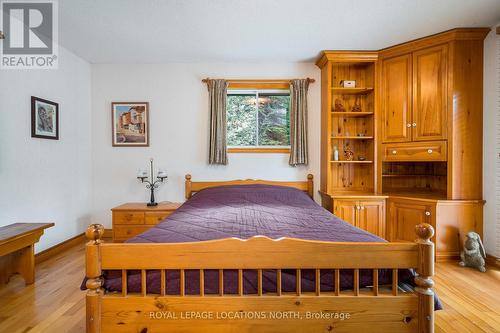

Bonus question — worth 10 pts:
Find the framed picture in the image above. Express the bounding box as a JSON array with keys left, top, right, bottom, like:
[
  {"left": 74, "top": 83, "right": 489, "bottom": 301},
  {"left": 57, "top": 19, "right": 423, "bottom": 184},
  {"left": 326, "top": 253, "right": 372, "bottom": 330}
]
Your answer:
[
  {"left": 111, "top": 102, "right": 149, "bottom": 147},
  {"left": 31, "top": 96, "right": 59, "bottom": 140}
]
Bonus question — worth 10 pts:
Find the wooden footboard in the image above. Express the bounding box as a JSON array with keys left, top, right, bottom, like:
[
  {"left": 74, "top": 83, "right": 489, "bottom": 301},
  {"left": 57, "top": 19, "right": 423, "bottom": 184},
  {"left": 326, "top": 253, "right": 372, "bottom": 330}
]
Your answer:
[{"left": 85, "top": 224, "right": 435, "bottom": 333}]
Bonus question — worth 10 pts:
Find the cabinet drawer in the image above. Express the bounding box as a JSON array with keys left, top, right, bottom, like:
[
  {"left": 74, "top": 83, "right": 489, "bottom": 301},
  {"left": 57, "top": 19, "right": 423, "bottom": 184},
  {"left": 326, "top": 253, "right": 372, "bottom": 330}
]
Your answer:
[
  {"left": 113, "top": 211, "right": 145, "bottom": 225},
  {"left": 144, "top": 211, "right": 173, "bottom": 225},
  {"left": 382, "top": 141, "right": 446, "bottom": 161},
  {"left": 113, "top": 225, "right": 151, "bottom": 241}
]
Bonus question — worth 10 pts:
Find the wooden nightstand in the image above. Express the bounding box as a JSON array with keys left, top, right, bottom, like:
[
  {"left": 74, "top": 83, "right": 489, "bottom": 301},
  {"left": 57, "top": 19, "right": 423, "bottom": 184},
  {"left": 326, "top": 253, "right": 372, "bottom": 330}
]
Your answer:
[{"left": 111, "top": 202, "right": 182, "bottom": 242}]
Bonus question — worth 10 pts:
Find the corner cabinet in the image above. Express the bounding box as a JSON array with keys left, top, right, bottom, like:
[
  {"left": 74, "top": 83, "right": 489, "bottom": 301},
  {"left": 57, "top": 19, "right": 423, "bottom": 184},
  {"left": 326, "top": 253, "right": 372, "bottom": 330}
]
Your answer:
[
  {"left": 381, "top": 54, "right": 412, "bottom": 143},
  {"left": 381, "top": 44, "right": 447, "bottom": 143},
  {"left": 318, "top": 28, "right": 489, "bottom": 261},
  {"left": 412, "top": 44, "right": 447, "bottom": 141}
]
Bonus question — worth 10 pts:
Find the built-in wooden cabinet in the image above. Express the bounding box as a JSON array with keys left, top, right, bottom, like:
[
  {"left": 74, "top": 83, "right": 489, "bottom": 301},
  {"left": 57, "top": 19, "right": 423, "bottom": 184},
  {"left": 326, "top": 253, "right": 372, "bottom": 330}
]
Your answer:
[
  {"left": 388, "top": 199, "right": 434, "bottom": 242},
  {"left": 412, "top": 45, "right": 447, "bottom": 141},
  {"left": 317, "top": 28, "right": 488, "bottom": 260},
  {"left": 381, "top": 54, "right": 412, "bottom": 143},
  {"left": 388, "top": 197, "right": 484, "bottom": 260},
  {"left": 381, "top": 45, "right": 447, "bottom": 144},
  {"left": 332, "top": 197, "right": 386, "bottom": 239}
]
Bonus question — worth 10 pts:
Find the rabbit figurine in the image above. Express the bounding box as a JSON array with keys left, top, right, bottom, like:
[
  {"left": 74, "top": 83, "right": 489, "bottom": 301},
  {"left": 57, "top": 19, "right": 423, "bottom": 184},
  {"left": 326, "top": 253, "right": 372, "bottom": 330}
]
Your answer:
[{"left": 459, "top": 232, "right": 486, "bottom": 272}]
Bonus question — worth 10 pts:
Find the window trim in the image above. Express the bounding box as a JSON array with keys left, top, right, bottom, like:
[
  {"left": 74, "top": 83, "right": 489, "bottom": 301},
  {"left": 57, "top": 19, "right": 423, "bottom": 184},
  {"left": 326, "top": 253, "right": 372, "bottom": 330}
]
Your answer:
[{"left": 226, "top": 88, "right": 291, "bottom": 153}]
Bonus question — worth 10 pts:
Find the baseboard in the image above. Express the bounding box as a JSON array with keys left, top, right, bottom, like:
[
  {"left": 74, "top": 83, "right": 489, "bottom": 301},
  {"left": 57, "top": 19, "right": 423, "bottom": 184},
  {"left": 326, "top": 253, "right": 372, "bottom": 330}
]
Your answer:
[
  {"left": 436, "top": 253, "right": 460, "bottom": 262},
  {"left": 486, "top": 254, "right": 500, "bottom": 269},
  {"left": 35, "top": 227, "right": 113, "bottom": 264},
  {"left": 35, "top": 232, "right": 86, "bottom": 264}
]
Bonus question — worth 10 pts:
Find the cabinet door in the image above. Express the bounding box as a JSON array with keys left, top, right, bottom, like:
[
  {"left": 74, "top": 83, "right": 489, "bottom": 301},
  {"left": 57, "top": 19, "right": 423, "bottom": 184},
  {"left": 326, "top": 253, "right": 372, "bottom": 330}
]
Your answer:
[
  {"left": 333, "top": 200, "right": 358, "bottom": 226},
  {"left": 412, "top": 45, "right": 447, "bottom": 141},
  {"left": 389, "top": 201, "right": 433, "bottom": 242},
  {"left": 358, "top": 200, "right": 386, "bottom": 239},
  {"left": 381, "top": 54, "right": 412, "bottom": 143}
]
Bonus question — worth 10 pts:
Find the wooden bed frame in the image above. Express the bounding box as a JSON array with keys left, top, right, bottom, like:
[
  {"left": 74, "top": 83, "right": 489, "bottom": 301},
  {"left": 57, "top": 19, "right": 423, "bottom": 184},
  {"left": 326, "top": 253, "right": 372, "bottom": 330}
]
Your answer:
[{"left": 85, "top": 174, "right": 435, "bottom": 332}]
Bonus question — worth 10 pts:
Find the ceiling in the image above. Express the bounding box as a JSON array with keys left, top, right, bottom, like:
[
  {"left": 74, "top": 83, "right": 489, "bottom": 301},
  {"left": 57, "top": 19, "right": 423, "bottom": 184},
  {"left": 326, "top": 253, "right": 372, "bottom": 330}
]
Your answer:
[{"left": 59, "top": 0, "right": 500, "bottom": 63}]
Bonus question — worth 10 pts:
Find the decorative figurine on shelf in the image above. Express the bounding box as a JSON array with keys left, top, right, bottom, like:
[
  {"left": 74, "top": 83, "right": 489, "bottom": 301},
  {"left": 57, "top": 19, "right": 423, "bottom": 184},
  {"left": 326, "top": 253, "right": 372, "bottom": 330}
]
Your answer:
[
  {"left": 459, "top": 231, "right": 486, "bottom": 272},
  {"left": 137, "top": 158, "right": 168, "bottom": 206},
  {"left": 343, "top": 145, "right": 354, "bottom": 161},
  {"left": 333, "top": 98, "right": 346, "bottom": 113},
  {"left": 351, "top": 96, "right": 362, "bottom": 112}
]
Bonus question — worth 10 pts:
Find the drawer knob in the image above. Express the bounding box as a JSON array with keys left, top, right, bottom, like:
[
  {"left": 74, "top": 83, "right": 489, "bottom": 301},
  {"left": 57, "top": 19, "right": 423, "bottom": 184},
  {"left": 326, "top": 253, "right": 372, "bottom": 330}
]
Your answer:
[
  {"left": 407, "top": 123, "right": 412, "bottom": 128},
  {"left": 427, "top": 149, "right": 433, "bottom": 154},
  {"left": 412, "top": 123, "right": 417, "bottom": 127},
  {"left": 392, "top": 150, "right": 397, "bottom": 155},
  {"left": 425, "top": 211, "right": 431, "bottom": 216}
]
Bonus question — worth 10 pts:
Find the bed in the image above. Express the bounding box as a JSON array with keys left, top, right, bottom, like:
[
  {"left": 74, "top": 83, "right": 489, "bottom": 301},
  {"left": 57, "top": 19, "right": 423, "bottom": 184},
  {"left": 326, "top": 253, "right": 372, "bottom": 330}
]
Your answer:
[{"left": 85, "top": 174, "right": 436, "bottom": 332}]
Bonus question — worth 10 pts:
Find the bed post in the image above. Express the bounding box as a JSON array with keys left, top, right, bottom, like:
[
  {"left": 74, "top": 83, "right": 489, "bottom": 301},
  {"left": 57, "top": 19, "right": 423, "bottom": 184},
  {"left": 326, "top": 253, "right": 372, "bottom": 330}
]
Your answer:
[
  {"left": 307, "top": 174, "right": 314, "bottom": 198},
  {"left": 86, "top": 224, "right": 104, "bottom": 333},
  {"left": 415, "top": 223, "right": 435, "bottom": 333},
  {"left": 185, "top": 174, "right": 192, "bottom": 199}
]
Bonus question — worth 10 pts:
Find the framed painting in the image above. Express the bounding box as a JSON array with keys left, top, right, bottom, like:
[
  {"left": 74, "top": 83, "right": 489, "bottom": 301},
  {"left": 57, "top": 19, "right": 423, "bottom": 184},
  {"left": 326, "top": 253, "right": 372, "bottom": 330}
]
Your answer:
[
  {"left": 111, "top": 102, "right": 149, "bottom": 147},
  {"left": 31, "top": 96, "right": 59, "bottom": 140}
]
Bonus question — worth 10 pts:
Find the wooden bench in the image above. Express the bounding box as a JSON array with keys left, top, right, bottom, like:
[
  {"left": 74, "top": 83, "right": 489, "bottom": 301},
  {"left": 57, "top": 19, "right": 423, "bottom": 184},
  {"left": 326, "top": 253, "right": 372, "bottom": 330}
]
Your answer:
[{"left": 0, "top": 223, "right": 54, "bottom": 285}]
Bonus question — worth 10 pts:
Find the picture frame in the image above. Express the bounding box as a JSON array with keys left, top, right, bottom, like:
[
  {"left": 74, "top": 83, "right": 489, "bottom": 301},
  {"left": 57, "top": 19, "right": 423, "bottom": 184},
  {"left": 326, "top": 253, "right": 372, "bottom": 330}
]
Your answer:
[
  {"left": 31, "top": 96, "right": 59, "bottom": 140},
  {"left": 111, "top": 102, "right": 149, "bottom": 147}
]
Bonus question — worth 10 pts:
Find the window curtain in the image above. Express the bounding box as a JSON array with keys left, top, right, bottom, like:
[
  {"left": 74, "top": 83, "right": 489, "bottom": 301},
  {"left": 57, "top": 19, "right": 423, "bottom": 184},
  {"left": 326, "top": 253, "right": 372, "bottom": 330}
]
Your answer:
[
  {"left": 207, "top": 79, "right": 229, "bottom": 165},
  {"left": 289, "top": 79, "right": 310, "bottom": 166}
]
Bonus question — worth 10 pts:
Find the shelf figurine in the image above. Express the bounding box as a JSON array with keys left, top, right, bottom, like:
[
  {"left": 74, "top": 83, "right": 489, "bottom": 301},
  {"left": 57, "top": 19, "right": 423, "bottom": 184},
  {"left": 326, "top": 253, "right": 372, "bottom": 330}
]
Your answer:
[
  {"left": 344, "top": 145, "right": 354, "bottom": 161},
  {"left": 333, "top": 98, "right": 346, "bottom": 113},
  {"left": 351, "top": 96, "right": 362, "bottom": 112}
]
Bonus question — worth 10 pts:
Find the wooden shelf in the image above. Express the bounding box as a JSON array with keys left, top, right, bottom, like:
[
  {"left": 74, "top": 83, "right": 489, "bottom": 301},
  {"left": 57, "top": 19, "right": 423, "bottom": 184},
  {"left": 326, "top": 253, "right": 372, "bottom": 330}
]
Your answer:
[
  {"left": 331, "top": 87, "right": 374, "bottom": 95},
  {"left": 331, "top": 112, "right": 374, "bottom": 117},
  {"left": 330, "top": 160, "right": 373, "bottom": 164},
  {"left": 331, "top": 136, "right": 374, "bottom": 140}
]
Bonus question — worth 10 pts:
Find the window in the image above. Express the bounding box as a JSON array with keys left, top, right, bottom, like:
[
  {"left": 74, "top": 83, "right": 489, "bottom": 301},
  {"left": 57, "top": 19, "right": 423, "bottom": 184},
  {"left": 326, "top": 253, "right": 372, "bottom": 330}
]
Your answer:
[{"left": 226, "top": 89, "right": 290, "bottom": 152}]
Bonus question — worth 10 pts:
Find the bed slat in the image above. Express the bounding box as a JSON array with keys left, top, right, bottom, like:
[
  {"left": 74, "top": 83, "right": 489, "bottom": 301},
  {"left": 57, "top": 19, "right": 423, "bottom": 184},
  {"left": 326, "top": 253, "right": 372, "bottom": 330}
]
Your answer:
[
  {"left": 296, "top": 269, "right": 301, "bottom": 296},
  {"left": 141, "top": 270, "right": 146, "bottom": 296},
  {"left": 335, "top": 269, "right": 340, "bottom": 296},
  {"left": 121, "top": 270, "right": 127, "bottom": 296},
  {"left": 315, "top": 269, "right": 321, "bottom": 296},
  {"left": 392, "top": 269, "right": 398, "bottom": 296},
  {"left": 160, "top": 270, "right": 166, "bottom": 296},
  {"left": 219, "top": 269, "right": 224, "bottom": 296},
  {"left": 238, "top": 269, "right": 243, "bottom": 296},
  {"left": 373, "top": 269, "right": 379, "bottom": 296},
  {"left": 354, "top": 269, "right": 359, "bottom": 296},
  {"left": 180, "top": 269, "right": 185, "bottom": 296},
  {"left": 276, "top": 269, "right": 282, "bottom": 296},
  {"left": 200, "top": 269, "right": 204, "bottom": 296},
  {"left": 257, "top": 269, "right": 262, "bottom": 296}
]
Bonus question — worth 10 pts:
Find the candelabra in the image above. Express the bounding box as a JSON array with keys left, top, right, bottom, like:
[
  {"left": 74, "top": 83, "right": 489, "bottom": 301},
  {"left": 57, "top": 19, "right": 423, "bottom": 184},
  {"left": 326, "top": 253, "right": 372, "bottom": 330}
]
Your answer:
[{"left": 137, "top": 158, "right": 168, "bottom": 206}]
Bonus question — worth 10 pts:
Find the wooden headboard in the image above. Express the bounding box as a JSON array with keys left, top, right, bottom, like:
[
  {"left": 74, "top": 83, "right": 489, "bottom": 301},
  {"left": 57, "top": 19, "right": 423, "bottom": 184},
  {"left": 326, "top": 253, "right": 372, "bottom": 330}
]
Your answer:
[{"left": 185, "top": 174, "right": 314, "bottom": 199}]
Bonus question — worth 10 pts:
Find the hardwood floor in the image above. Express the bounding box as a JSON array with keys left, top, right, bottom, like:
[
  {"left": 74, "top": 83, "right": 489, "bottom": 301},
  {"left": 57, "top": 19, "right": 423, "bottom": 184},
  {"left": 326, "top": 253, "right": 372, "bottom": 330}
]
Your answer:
[{"left": 0, "top": 241, "right": 499, "bottom": 333}]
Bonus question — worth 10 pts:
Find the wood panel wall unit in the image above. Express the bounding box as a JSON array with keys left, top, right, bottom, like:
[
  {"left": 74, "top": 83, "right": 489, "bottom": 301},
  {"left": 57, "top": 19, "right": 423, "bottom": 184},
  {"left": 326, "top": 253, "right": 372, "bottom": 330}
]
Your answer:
[
  {"left": 377, "top": 28, "right": 489, "bottom": 200},
  {"left": 318, "top": 28, "right": 489, "bottom": 257}
]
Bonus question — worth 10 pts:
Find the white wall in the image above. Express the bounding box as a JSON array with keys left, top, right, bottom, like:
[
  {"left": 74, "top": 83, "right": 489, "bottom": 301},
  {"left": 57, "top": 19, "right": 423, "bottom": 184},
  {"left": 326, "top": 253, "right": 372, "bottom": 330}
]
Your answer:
[
  {"left": 483, "top": 26, "right": 500, "bottom": 257},
  {"left": 90, "top": 63, "right": 320, "bottom": 227},
  {"left": 0, "top": 47, "right": 92, "bottom": 252}
]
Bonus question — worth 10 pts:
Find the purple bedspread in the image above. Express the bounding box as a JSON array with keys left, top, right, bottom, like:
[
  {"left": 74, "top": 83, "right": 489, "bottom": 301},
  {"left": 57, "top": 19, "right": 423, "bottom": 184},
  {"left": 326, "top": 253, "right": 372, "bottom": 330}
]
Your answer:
[{"left": 85, "top": 184, "right": 441, "bottom": 309}]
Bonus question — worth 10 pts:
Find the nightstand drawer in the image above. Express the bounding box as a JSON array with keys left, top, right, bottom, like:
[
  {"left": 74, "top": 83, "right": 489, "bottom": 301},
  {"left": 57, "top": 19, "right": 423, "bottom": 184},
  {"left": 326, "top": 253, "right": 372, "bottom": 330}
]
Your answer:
[
  {"left": 144, "top": 211, "right": 173, "bottom": 225},
  {"left": 113, "top": 211, "right": 145, "bottom": 225},
  {"left": 113, "top": 225, "right": 150, "bottom": 240}
]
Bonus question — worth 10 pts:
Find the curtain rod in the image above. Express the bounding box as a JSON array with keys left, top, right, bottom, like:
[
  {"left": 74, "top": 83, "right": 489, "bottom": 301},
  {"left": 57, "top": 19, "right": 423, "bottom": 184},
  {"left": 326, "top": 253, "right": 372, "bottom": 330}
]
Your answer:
[{"left": 202, "top": 78, "right": 315, "bottom": 84}]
